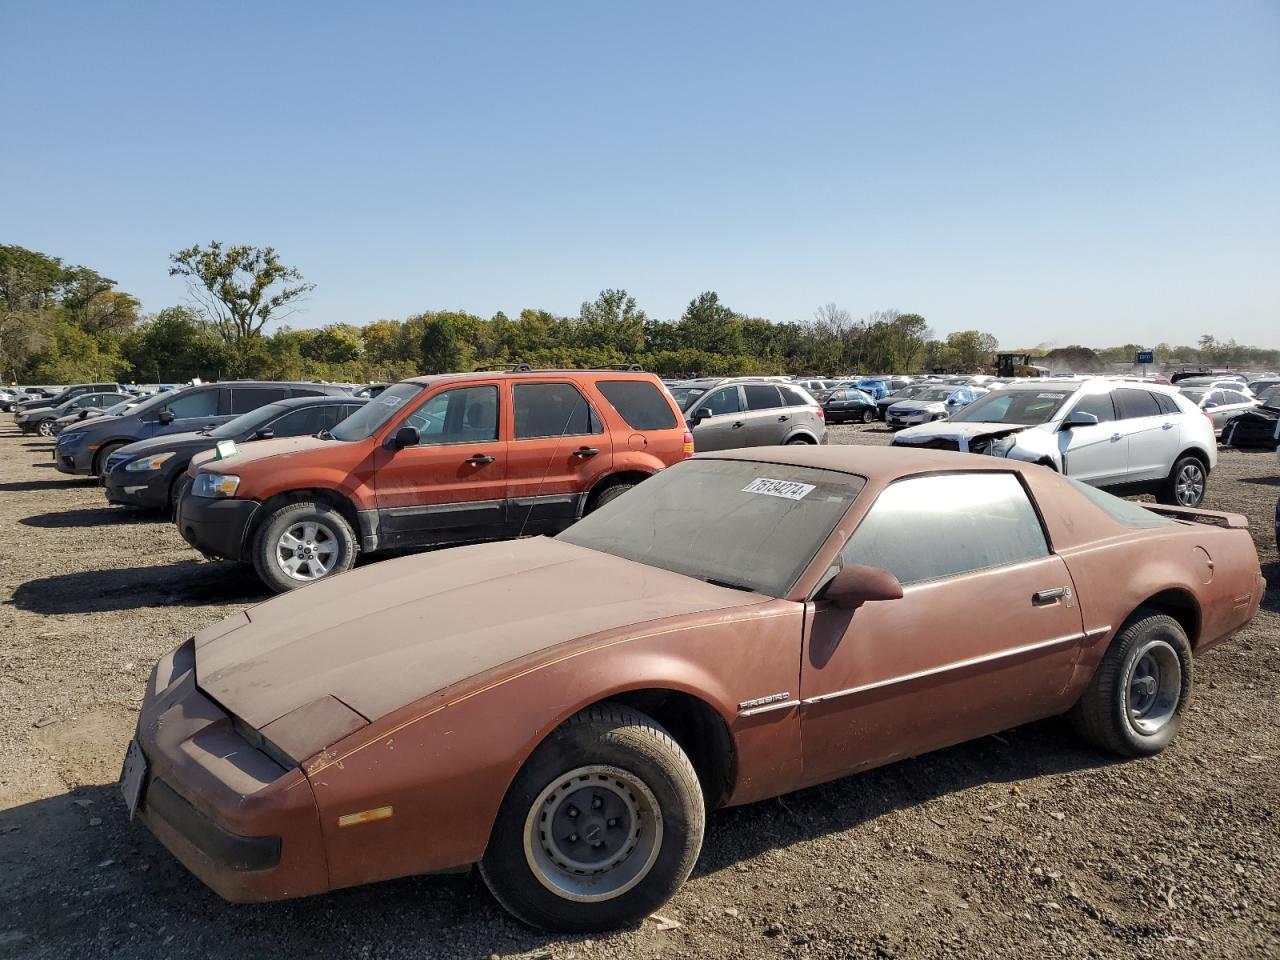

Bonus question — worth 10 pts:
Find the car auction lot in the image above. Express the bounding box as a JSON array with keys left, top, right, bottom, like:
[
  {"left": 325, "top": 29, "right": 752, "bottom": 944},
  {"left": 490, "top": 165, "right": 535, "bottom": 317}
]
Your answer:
[{"left": 1, "top": 423, "right": 1277, "bottom": 960}]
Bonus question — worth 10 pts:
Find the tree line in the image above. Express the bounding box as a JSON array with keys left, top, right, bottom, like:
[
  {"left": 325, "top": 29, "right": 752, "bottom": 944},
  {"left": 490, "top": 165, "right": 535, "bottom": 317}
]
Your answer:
[{"left": 2, "top": 242, "right": 1276, "bottom": 385}]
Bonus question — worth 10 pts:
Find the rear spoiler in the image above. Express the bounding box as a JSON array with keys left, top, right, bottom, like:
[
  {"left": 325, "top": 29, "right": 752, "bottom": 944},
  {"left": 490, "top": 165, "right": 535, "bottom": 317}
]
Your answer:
[{"left": 1143, "top": 504, "right": 1250, "bottom": 529}]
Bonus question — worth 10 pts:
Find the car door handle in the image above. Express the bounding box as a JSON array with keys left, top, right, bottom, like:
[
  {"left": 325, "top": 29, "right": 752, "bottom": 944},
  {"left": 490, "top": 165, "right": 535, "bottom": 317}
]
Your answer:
[
  {"left": 731, "top": 420, "right": 744, "bottom": 428},
  {"left": 1162, "top": 422, "right": 1174, "bottom": 430},
  {"left": 573, "top": 447, "right": 600, "bottom": 458},
  {"left": 1110, "top": 433, "right": 1121, "bottom": 442},
  {"left": 778, "top": 414, "right": 789, "bottom": 422},
  {"left": 465, "top": 454, "right": 495, "bottom": 466},
  {"left": 1033, "top": 587, "right": 1068, "bottom": 605}
]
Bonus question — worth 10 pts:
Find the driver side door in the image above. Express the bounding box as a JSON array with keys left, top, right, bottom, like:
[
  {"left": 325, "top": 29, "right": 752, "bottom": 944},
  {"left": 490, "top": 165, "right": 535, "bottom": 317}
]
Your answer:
[{"left": 798, "top": 472, "right": 1084, "bottom": 788}]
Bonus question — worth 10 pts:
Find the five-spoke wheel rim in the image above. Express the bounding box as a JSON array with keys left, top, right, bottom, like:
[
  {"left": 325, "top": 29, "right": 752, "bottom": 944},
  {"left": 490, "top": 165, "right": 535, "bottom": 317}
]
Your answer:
[
  {"left": 275, "top": 520, "right": 339, "bottom": 581},
  {"left": 523, "top": 765, "right": 663, "bottom": 903},
  {"left": 1175, "top": 463, "right": 1205, "bottom": 506},
  {"left": 1125, "top": 639, "right": 1181, "bottom": 735},
  {"left": 38, "top": 420, "right": 53, "bottom": 437}
]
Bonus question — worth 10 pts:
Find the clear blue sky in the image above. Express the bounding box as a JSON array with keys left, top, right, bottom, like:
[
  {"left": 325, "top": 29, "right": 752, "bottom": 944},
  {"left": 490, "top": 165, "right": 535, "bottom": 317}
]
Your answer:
[{"left": 3, "top": 1, "right": 1277, "bottom": 348}]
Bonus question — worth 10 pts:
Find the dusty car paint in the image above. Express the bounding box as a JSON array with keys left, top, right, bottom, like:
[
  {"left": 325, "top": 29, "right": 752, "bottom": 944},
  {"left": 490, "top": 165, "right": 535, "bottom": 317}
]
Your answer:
[{"left": 128, "top": 445, "right": 1265, "bottom": 904}]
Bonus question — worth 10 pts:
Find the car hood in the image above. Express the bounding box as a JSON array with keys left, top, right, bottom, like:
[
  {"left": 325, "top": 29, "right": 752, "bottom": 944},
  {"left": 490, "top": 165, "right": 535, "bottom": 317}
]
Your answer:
[
  {"left": 118, "top": 430, "right": 222, "bottom": 459},
  {"left": 888, "top": 399, "right": 946, "bottom": 413},
  {"left": 190, "top": 433, "right": 335, "bottom": 472},
  {"left": 893, "top": 421, "right": 1037, "bottom": 443},
  {"left": 194, "top": 536, "right": 765, "bottom": 734}
]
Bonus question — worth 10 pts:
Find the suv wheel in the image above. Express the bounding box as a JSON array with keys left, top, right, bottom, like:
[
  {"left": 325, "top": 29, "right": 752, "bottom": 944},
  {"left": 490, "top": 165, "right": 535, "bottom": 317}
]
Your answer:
[
  {"left": 1157, "top": 455, "right": 1206, "bottom": 507},
  {"left": 479, "top": 704, "right": 705, "bottom": 932},
  {"left": 252, "top": 501, "right": 356, "bottom": 592},
  {"left": 587, "top": 483, "right": 634, "bottom": 513}
]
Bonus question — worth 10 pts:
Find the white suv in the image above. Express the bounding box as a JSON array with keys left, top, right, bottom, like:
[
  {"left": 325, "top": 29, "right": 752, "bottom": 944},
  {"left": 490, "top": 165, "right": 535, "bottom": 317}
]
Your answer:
[{"left": 890, "top": 379, "right": 1217, "bottom": 506}]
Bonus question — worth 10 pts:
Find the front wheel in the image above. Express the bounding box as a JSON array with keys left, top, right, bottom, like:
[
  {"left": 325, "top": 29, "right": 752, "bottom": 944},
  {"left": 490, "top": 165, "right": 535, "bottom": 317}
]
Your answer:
[
  {"left": 479, "top": 704, "right": 705, "bottom": 933},
  {"left": 251, "top": 500, "right": 356, "bottom": 592},
  {"left": 1157, "top": 455, "right": 1207, "bottom": 506},
  {"left": 1068, "top": 610, "right": 1193, "bottom": 757},
  {"left": 37, "top": 420, "right": 54, "bottom": 437},
  {"left": 860, "top": 408, "right": 875, "bottom": 424}
]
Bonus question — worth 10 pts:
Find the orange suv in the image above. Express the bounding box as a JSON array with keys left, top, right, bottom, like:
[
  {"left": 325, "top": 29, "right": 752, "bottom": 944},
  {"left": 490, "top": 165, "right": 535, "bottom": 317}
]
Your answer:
[{"left": 175, "top": 368, "right": 693, "bottom": 591}]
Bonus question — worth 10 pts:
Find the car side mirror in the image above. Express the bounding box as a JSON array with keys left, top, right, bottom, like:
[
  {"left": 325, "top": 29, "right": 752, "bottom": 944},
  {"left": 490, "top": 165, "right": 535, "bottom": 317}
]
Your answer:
[
  {"left": 1061, "top": 410, "right": 1099, "bottom": 429},
  {"left": 822, "top": 564, "right": 904, "bottom": 609},
  {"left": 158, "top": 409, "right": 175, "bottom": 425},
  {"left": 385, "top": 425, "right": 420, "bottom": 450},
  {"left": 253, "top": 428, "right": 274, "bottom": 441},
  {"left": 78, "top": 410, "right": 89, "bottom": 419},
  {"left": 691, "top": 408, "right": 712, "bottom": 425}
]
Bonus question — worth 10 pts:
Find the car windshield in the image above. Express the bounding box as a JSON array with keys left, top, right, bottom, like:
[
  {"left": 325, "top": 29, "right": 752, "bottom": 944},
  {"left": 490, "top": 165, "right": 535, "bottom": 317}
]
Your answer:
[
  {"left": 669, "top": 386, "right": 707, "bottom": 411},
  {"left": 949, "top": 387, "right": 1076, "bottom": 424},
  {"left": 558, "top": 458, "right": 864, "bottom": 598},
  {"left": 331, "top": 382, "right": 424, "bottom": 440},
  {"left": 889, "top": 385, "right": 930, "bottom": 399},
  {"left": 1260, "top": 386, "right": 1280, "bottom": 408},
  {"left": 123, "top": 391, "right": 171, "bottom": 417},
  {"left": 904, "top": 388, "right": 955, "bottom": 403},
  {"left": 103, "top": 401, "right": 132, "bottom": 415},
  {"left": 209, "top": 402, "right": 293, "bottom": 439}
]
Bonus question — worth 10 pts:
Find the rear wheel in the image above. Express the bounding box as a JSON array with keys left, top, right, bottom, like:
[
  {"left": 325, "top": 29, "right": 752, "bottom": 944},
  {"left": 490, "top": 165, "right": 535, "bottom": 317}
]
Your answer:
[
  {"left": 480, "top": 704, "right": 704, "bottom": 932},
  {"left": 785, "top": 436, "right": 812, "bottom": 445},
  {"left": 1157, "top": 455, "right": 1207, "bottom": 506},
  {"left": 1068, "top": 610, "right": 1192, "bottom": 757},
  {"left": 251, "top": 500, "right": 356, "bottom": 592},
  {"left": 586, "top": 483, "right": 634, "bottom": 513}
]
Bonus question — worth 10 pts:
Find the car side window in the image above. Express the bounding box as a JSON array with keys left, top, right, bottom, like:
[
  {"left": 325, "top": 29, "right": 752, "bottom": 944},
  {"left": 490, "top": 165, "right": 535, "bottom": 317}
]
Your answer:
[
  {"left": 404, "top": 385, "right": 499, "bottom": 444},
  {"left": 841, "top": 473, "right": 1050, "bottom": 586},
  {"left": 513, "top": 382, "right": 601, "bottom": 439},
  {"left": 269, "top": 407, "right": 327, "bottom": 437},
  {"left": 230, "top": 387, "right": 289, "bottom": 413},
  {"left": 699, "top": 387, "right": 742, "bottom": 417},
  {"left": 165, "top": 389, "right": 220, "bottom": 419},
  {"left": 743, "top": 384, "right": 784, "bottom": 410},
  {"left": 778, "top": 385, "right": 812, "bottom": 407},
  {"left": 1222, "top": 390, "right": 1249, "bottom": 405},
  {"left": 596, "top": 380, "right": 677, "bottom": 430},
  {"left": 1072, "top": 392, "right": 1116, "bottom": 423},
  {"left": 1153, "top": 392, "right": 1179, "bottom": 415},
  {"left": 1116, "top": 388, "right": 1161, "bottom": 419}
]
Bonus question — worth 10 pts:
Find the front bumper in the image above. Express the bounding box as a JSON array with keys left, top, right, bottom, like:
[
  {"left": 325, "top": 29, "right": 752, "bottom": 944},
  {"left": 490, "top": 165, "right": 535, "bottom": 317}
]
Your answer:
[
  {"left": 104, "top": 466, "right": 170, "bottom": 510},
  {"left": 54, "top": 443, "right": 95, "bottom": 475},
  {"left": 886, "top": 411, "right": 934, "bottom": 428},
  {"left": 176, "top": 493, "right": 259, "bottom": 561},
  {"left": 129, "top": 637, "right": 329, "bottom": 901}
]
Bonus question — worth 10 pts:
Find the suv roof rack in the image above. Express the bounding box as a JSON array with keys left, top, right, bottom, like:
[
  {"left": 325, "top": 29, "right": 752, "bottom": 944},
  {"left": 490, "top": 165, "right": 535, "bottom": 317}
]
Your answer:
[{"left": 471, "top": 363, "right": 646, "bottom": 374}]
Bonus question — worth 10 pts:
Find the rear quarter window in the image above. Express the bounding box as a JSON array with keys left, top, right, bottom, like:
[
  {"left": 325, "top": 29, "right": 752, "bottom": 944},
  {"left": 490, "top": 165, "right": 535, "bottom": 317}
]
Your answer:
[
  {"left": 779, "top": 386, "right": 814, "bottom": 406},
  {"left": 1067, "top": 478, "right": 1180, "bottom": 528},
  {"left": 595, "top": 380, "right": 678, "bottom": 430}
]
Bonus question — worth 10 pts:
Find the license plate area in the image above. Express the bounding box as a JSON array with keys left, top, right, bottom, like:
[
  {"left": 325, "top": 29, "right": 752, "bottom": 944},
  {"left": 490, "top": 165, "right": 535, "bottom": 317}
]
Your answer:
[{"left": 120, "top": 739, "right": 148, "bottom": 818}]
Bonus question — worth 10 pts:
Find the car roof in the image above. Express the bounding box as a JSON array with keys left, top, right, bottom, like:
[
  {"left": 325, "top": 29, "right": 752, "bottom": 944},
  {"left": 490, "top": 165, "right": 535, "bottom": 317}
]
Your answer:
[
  {"left": 404, "top": 370, "right": 659, "bottom": 387},
  {"left": 266, "top": 394, "right": 369, "bottom": 409},
  {"left": 701, "top": 443, "right": 1037, "bottom": 481}
]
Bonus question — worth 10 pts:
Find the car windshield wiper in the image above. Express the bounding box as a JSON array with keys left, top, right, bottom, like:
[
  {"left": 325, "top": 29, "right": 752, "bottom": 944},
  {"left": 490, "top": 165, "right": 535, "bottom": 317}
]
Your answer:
[{"left": 703, "top": 577, "right": 756, "bottom": 593}]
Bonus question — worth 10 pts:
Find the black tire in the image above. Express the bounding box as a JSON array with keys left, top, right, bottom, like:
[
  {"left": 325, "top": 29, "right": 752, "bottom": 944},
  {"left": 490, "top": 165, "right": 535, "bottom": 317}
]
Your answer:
[
  {"left": 251, "top": 500, "right": 356, "bottom": 593},
  {"left": 1068, "top": 609, "right": 1193, "bottom": 757},
  {"left": 93, "top": 442, "right": 126, "bottom": 479},
  {"left": 785, "top": 436, "right": 812, "bottom": 445},
  {"left": 37, "top": 419, "right": 54, "bottom": 437},
  {"left": 860, "top": 408, "right": 875, "bottom": 424},
  {"left": 169, "top": 473, "right": 192, "bottom": 515},
  {"left": 586, "top": 482, "right": 634, "bottom": 514},
  {"left": 1156, "top": 454, "right": 1207, "bottom": 507},
  {"left": 479, "top": 703, "right": 705, "bottom": 933}
]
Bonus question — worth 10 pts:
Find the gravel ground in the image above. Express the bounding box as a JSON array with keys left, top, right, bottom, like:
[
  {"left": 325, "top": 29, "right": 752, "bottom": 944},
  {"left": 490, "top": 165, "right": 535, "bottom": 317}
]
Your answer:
[{"left": 1, "top": 421, "right": 1277, "bottom": 960}]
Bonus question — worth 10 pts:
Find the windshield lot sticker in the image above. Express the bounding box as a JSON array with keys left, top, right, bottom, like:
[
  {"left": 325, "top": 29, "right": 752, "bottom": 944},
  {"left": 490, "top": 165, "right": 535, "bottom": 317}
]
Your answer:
[
  {"left": 379, "top": 395, "right": 404, "bottom": 407},
  {"left": 1037, "top": 393, "right": 1067, "bottom": 399},
  {"left": 743, "top": 478, "right": 816, "bottom": 500}
]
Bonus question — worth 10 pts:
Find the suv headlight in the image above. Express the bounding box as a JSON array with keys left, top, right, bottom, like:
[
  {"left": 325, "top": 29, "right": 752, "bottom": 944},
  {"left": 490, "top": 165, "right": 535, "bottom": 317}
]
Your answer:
[
  {"left": 125, "top": 452, "right": 176, "bottom": 472},
  {"left": 192, "top": 473, "right": 240, "bottom": 498}
]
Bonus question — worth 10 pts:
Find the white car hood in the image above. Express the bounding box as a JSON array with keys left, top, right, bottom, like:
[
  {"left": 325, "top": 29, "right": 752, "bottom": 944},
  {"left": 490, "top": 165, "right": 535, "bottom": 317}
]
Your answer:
[{"left": 893, "top": 420, "right": 1039, "bottom": 449}]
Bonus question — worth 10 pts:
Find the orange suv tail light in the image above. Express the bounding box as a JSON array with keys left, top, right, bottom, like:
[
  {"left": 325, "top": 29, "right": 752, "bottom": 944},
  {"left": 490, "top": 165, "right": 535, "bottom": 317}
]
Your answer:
[{"left": 682, "top": 431, "right": 695, "bottom": 459}]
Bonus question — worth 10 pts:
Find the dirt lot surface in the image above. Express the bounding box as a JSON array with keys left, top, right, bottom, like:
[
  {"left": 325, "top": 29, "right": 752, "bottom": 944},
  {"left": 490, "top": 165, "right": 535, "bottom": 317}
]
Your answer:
[{"left": 1, "top": 421, "right": 1277, "bottom": 959}]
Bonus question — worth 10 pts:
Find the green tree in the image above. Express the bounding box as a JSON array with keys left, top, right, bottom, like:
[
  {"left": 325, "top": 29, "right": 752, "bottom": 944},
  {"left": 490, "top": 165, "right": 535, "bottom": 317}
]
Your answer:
[
  {"left": 575, "top": 289, "right": 646, "bottom": 354},
  {"left": 679, "top": 291, "right": 742, "bottom": 354},
  {"left": 168, "top": 242, "right": 315, "bottom": 342},
  {"left": 301, "top": 324, "right": 363, "bottom": 364},
  {"left": 419, "top": 314, "right": 464, "bottom": 373}
]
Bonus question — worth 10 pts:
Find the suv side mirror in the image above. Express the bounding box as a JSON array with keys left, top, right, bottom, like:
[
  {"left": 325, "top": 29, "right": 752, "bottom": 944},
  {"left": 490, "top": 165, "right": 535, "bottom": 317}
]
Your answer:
[
  {"left": 822, "top": 564, "right": 904, "bottom": 609},
  {"left": 1061, "top": 410, "right": 1099, "bottom": 429},
  {"left": 385, "top": 425, "right": 420, "bottom": 450},
  {"left": 690, "top": 407, "right": 712, "bottom": 425},
  {"left": 253, "top": 428, "right": 275, "bottom": 441},
  {"left": 157, "top": 409, "right": 176, "bottom": 425}
]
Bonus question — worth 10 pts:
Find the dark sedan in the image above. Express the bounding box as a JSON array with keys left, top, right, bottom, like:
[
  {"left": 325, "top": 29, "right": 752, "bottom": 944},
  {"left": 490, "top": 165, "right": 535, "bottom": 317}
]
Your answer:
[
  {"left": 822, "top": 388, "right": 879, "bottom": 423},
  {"left": 876, "top": 383, "right": 934, "bottom": 420},
  {"left": 103, "top": 395, "right": 367, "bottom": 512}
]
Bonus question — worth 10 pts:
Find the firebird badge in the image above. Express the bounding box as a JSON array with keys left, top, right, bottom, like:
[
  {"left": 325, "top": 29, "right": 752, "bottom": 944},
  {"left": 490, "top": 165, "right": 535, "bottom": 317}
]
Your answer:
[{"left": 738, "top": 692, "right": 791, "bottom": 711}]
